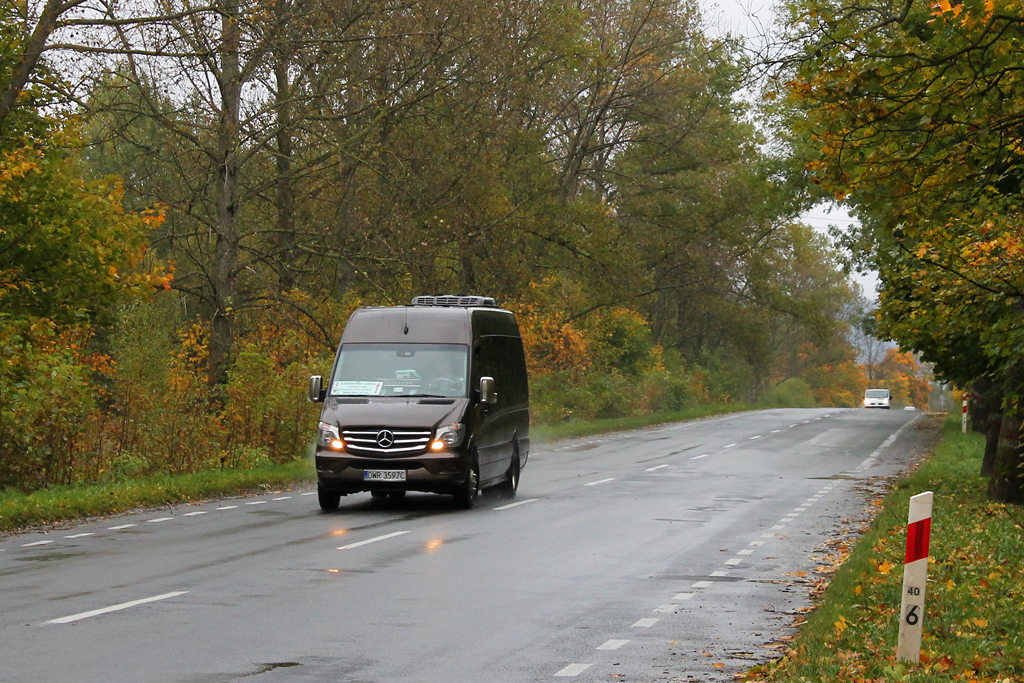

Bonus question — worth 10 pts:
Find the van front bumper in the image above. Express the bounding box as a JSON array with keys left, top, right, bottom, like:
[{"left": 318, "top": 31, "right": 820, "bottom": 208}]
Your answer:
[{"left": 315, "top": 448, "right": 470, "bottom": 494}]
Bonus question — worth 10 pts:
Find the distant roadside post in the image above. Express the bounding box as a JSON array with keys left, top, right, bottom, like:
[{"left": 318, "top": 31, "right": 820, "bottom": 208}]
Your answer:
[
  {"left": 897, "top": 491, "right": 934, "bottom": 663},
  {"left": 962, "top": 397, "right": 968, "bottom": 433}
]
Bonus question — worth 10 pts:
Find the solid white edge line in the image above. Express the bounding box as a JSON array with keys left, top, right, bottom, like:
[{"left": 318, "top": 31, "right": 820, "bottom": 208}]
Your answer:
[
  {"left": 494, "top": 498, "right": 538, "bottom": 511},
  {"left": 554, "top": 663, "right": 593, "bottom": 677},
  {"left": 338, "top": 530, "right": 411, "bottom": 550},
  {"left": 585, "top": 478, "right": 615, "bottom": 486},
  {"left": 45, "top": 591, "right": 189, "bottom": 624}
]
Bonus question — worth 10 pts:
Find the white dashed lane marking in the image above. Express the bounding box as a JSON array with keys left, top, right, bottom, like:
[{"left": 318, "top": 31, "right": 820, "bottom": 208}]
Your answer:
[
  {"left": 585, "top": 478, "right": 615, "bottom": 486},
  {"left": 690, "top": 454, "right": 709, "bottom": 460},
  {"left": 45, "top": 591, "right": 189, "bottom": 625},
  {"left": 216, "top": 506, "right": 237, "bottom": 510},
  {"left": 597, "top": 639, "right": 629, "bottom": 650},
  {"left": 645, "top": 464, "right": 669, "bottom": 471},
  {"left": 555, "top": 663, "right": 592, "bottom": 677},
  {"left": 673, "top": 593, "right": 696, "bottom": 601},
  {"left": 183, "top": 511, "right": 207, "bottom": 517},
  {"left": 22, "top": 540, "right": 53, "bottom": 547},
  {"left": 109, "top": 524, "right": 136, "bottom": 530},
  {"left": 724, "top": 558, "right": 742, "bottom": 566},
  {"left": 300, "top": 491, "right": 317, "bottom": 496},
  {"left": 632, "top": 618, "right": 659, "bottom": 628},
  {"left": 147, "top": 517, "right": 173, "bottom": 523},
  {"left": 273, "top": 496, "right": 292, "bottom": 500},
  {"left": 65, "top": 533, "right": 94, "bottom": 539},
  {"left": 494, "top": 498, "right": 538, "bottom": 511},
  {"left": 691, "top": 581, "right": 712, "bottom": 588},
  {"left": 338, "top": 530, "right": 411, "bottom": 550},
  {"left": 245, "top": 501, "right": 267, "bottom": 506},
  {"left": 737, "top": 549, "right": 754, "bottom": 555},
  {"left": 724, "top": 443, "right": 737, "bottom": 448}
]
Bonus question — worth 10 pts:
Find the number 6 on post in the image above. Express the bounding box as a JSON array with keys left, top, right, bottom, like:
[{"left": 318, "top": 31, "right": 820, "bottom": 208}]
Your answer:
[{"left": 897, "top": 491, "right": 933, "bottom": 663}]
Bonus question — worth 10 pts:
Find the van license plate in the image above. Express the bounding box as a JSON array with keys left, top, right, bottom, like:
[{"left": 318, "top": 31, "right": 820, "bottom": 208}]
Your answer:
[{"left": 364, "top": 469, "right": 406, "bottom": 482}]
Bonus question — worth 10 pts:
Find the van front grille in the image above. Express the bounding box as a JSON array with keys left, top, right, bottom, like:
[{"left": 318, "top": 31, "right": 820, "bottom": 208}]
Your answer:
[{"left": 342, "top": 428, "right": 432, "bottom": 456}]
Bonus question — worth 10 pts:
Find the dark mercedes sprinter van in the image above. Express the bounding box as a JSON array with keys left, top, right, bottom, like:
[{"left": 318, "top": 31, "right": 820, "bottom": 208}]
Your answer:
[{"left": 308, "top": 295, "right": 530, "bottom": 510}]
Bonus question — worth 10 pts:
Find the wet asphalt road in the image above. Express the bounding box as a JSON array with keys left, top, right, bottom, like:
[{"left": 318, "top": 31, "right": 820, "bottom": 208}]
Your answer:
[{"left": 0, "top": 407, "right": 931, "bottom": 683}]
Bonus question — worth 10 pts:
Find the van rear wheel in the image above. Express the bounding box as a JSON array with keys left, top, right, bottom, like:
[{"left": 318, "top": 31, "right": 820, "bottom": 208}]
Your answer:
[{"left": 495, "top": 452, "right": 520, "bottom": 498}]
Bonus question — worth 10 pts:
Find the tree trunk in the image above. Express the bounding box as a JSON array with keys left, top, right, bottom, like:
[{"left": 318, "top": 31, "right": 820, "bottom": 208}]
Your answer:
[
  {"left": 989, "top": 362, "right": 1024, "bottom": 504},
  {"left": 273, "top": 36, "right": 296, "bottom": 291},
  {"left": 0, "top": 0, "right": 63, "bottom": 132},
  {"left": 972, "top": 377, "right": 1002, "bottom": 477},
  {"left": 209, "top": 0, "right": 242, "bottom": 387}
]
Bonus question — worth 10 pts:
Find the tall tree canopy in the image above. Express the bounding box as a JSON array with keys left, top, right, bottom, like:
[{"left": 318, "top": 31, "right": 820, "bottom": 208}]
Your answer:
[{"left": 774, "top": 0, "right": 1024, "bottom": 501}]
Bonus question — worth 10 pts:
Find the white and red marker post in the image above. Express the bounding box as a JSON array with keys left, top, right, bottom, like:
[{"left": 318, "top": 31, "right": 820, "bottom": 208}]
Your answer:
[
  {"left": 962, "top": 397, "right": 969, "bottom": 433},
  {"left": 897, "top": 491, "right": 934, "bottom": 663}
]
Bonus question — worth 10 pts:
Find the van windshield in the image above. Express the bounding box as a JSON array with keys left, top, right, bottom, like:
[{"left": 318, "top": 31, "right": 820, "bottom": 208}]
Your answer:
[
  {"left": 865, "top": 389, "right": 889, "bottom": 398},
  {"left": 330, "top": 343, "right": 469, "bottom": 398}
]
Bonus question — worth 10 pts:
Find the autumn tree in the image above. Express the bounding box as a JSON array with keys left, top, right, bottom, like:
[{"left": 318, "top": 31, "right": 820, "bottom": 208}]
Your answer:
[{"left": 773, "top": 0, "right": 1024, "bottom": 501}]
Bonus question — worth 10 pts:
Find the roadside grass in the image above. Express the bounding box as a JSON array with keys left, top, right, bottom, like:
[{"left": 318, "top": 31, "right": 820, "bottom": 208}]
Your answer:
[
  {"left": 531, "top": 403, "right": 759, "bottom": 443},
  {"left": 0, "top": 460, "right": 315, "bottom": 534},
  {"left": 743, "top": 414, "right": 1024, "bottom": 683}
]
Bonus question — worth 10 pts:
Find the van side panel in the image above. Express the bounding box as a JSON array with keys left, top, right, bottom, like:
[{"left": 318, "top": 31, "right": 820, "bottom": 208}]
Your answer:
[{"left": 471, "top": 310, "right": 530, "bottom": 485}]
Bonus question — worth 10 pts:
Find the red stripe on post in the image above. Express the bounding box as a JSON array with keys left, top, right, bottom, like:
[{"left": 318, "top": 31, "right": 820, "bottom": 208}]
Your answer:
[{"left": 905, "top": 518, "right": 931, "bottom": 563}]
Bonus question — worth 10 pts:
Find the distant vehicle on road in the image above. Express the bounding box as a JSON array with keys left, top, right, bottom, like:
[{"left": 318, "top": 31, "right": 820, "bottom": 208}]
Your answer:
[
  {"left": 308, "top": 295, "right": 530, "bottom": 511},
  {"left": 864, "top": 388, "right": 891, "bottom": 409}
]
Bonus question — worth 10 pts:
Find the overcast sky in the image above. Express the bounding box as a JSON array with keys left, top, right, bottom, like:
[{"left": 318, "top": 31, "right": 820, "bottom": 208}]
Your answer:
[{"left": 703, "top": 0, "right": 880, "bottom": 300}]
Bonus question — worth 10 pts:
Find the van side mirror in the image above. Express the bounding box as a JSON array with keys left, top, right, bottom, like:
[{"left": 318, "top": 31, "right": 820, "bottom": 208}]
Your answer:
[
  {"left": 308, "top": 375, "right": 326, "bottom": 402},
  {"left": 479, "top": 376, "right": 497, "bottom": 404}
]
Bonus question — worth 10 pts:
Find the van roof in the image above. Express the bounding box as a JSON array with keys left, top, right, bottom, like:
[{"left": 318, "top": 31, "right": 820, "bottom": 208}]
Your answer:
[{"left": 341, "top": 305, "right": 517, "bottom": 345}]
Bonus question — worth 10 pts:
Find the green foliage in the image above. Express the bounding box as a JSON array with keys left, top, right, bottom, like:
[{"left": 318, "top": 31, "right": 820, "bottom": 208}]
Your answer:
[{"left": 759, "top": 378, "right": 817, "bottom": 409}]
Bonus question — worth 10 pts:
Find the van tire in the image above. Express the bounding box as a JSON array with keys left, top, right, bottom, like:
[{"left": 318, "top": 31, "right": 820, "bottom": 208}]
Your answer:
[
  {"left": 454, "top": 456, "right": 479, "bottom": 509},
  {"left": 318, "top": 485, "right": 341, "bottom": 511},
  {"left": 495, "top": 451, "right": 520, "bottom": 498}
]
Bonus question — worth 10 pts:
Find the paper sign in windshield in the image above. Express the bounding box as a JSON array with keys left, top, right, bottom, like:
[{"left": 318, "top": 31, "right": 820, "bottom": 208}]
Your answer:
[{"left": 331, "top": 381, "right": 383, "bottom": 396}]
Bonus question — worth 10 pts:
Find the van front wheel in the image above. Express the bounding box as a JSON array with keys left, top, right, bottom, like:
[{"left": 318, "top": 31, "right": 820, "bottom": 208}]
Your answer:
[
  {"left": 318, "top": 484, "right": 341, "bottom": 511},
  {"left": 454, "top": 457, "right": 479, "bottom": 510}
]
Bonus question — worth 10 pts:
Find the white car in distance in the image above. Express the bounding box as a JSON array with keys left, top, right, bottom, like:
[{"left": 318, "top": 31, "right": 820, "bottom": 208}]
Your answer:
[{"left": 864, "top": 388, "right": 891, "bottom": 409}]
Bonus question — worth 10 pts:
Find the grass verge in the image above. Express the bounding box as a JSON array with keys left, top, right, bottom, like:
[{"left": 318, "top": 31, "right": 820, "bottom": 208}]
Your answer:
[
  {"left": 531, "top": 403, "right": 758, "bottom": 443},
  {"left": 0, "top": 460, "right": 315, "bottom": 534},
  {"left": 743, "top": 413, "right": 1024, "bottom": 683}
]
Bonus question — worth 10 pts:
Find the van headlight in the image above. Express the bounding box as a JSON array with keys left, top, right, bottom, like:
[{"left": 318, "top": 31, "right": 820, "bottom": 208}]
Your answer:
[
  {"left": 318, "top": 421, "right": 344, "bottom": 450},
  {"left": 431, "top": 423, "right": 465, "bottom": 450}
]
